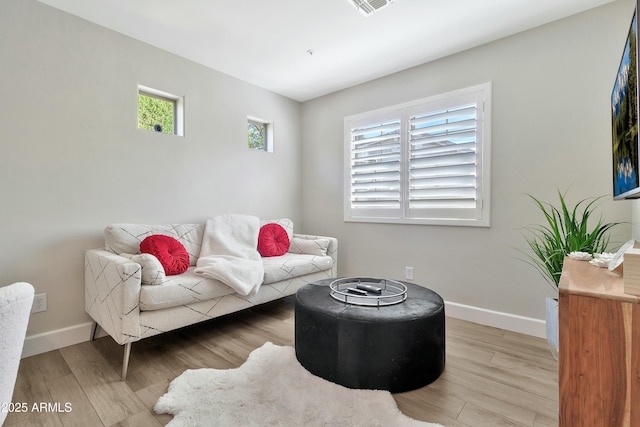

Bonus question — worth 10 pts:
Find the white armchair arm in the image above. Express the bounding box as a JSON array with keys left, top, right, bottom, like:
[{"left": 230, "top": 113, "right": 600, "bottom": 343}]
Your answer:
[{"left": 84, "top": 249, "right": 142, "bottom": 345}]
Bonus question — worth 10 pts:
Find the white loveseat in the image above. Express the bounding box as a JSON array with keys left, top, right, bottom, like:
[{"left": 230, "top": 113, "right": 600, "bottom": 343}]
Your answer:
[{"left": 84, "top": 219, "right": 337, "bottom": 380}]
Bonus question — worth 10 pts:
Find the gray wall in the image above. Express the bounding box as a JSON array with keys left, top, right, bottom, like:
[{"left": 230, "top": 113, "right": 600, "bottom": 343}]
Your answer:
[
  {"left": 301, "top": 0, "right": 635, "bottom": 323},
  {"left": 1, "top": 0, "right": 303, "bottom": 338}
]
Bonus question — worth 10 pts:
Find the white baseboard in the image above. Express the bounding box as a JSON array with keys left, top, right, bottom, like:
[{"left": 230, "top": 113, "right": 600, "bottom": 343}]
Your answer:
[
  {"left": 22, "top": 321, "right": 94, "bottom": 358},
  {"left": 445, "top": 300, "right": 546, "bottom": 339},
  {"left": 20, "top": 303, "right": 546, "bottom": 358}
]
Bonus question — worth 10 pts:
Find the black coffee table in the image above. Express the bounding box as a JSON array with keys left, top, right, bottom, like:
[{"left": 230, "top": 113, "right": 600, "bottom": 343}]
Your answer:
[{"left": 294, "top": 278, "right": 445, "bottom": 393}]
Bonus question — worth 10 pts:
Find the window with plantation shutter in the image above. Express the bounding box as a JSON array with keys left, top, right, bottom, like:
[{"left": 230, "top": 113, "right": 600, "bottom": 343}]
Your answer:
[
  {"left": 349, "top": 117, "right": 402, "bottom": 216},
  {"left": 344, "top": 83, "right": 491, "bottom": 226}
]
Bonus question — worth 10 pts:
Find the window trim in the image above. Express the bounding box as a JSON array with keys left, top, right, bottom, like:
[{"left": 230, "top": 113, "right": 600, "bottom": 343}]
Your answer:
[
  {"left": 137, "top": 84, "right": 184, "bottom": 136},
  {"left": 344, "top": 82, "right": 491, "bottom": 227}
]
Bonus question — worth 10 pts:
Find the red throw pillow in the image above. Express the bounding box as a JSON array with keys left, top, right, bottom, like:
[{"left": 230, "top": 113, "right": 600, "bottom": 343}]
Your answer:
[
  {"left": 258, "top": 223, "right": 290, "bottom": 257},
  {"left": 140, "top": 235, "right": 190, "bottom": 275}
]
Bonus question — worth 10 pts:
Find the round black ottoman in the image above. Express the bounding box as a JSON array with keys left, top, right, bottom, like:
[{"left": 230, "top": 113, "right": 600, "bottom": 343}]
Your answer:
[{"left": 294, "top": 278, "right": 445, "bottom": 393}]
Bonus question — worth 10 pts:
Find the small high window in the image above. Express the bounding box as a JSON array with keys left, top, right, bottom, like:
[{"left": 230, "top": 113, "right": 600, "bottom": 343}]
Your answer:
[
  {"left": 138, "top": 85, "right": 184, "bottom": 136},
  {"left": 248, "top": 117, "right": 273, "bottom": 152}
]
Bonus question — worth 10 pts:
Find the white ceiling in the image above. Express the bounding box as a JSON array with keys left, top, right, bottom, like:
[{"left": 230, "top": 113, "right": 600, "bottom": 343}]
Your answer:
[{"left": 38, "top": 0, "right": 615, "bottom": 102}]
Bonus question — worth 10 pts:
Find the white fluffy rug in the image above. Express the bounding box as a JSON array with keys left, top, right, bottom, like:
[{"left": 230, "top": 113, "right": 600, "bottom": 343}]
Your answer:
[{"left": 155, "top": 342, "right": 444, "bottom": 426}]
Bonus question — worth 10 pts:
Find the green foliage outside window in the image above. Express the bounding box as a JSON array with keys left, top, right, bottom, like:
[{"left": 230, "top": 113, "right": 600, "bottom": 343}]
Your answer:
[
  {"left": 248, "top": 121, "right": 266, "bottom": 150},
  {"left": 138, "top": 93, "right": 174, "bottom": 134}
]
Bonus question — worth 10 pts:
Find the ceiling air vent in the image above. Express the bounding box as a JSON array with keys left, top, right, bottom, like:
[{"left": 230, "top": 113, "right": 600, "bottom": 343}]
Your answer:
[{"left": 347, "top": 0, "right": 395, "bottom": 16}]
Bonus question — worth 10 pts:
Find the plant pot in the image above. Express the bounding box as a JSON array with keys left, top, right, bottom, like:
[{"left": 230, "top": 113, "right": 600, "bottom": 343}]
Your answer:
[{"left": 545, "top": 296, "right": 559, "bottom": 360}]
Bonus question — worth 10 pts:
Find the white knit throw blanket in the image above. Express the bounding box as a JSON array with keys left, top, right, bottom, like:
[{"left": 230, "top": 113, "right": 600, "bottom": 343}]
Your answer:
[{"left": 194, "top": 214, "right": 264, "bottom": 296}]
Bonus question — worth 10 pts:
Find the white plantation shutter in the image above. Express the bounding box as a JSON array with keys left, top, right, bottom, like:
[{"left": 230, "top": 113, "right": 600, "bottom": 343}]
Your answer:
[
  {"left": 407, "top": 90, "right": 485, "bottom": 221},
  {"left": 347, "top": 117, "right": 402, "bottom": 217},
  {"left": 344, "top": 83, "right": 490, "bottom": 226}
]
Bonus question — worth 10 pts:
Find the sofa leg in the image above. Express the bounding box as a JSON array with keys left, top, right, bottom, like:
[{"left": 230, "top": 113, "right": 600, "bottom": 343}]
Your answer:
[
  {"left": 90, "top": 322, "right": 99, "bottom": 341},
  {"left": 121, "top": 342, "right": 132, "bottom": 381}
]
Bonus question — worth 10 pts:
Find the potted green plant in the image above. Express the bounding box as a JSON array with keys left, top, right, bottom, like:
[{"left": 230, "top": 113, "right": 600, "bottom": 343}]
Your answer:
[{"left": 520, "top": 190, "right": 620, "bottom": 359}]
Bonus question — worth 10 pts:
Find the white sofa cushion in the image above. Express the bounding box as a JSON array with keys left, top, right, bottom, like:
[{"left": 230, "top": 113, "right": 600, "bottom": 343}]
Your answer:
[
  {"left": 105, "top": 224, "right": 204, "bottom": 266},
  {"left": 263, "top": 253, "right": 333, "bottom": 284},
  {"left": 140, "top": 253, "right": 334, "bottom": 311},
  {"left": 140, "top": 267, "right": 236, "bottom": 311}
]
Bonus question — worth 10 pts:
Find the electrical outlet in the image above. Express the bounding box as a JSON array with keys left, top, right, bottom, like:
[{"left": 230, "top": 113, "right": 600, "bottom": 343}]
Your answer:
[
  {"left": 405, "top": 266, "right": 414, "bottom": 280},
  {"left": 32, "top": 293, "right": 47, "bottom": 313}
]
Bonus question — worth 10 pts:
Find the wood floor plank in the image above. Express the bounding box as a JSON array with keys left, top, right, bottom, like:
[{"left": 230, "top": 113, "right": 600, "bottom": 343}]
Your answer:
[
  {"left": 238, "top": 312, "right": 295, "bottom": 345},
  {"left": 394, "top": 381, "right": 466, "bottom": 421},
  {"left": 430, "top": 365, "right": 557, "bottom": 417},
  {"left": 59, "top": 342, "right": 147, "bottom": 426},
  {"left": 490, "top": 352, "right": 558, "bottom": 393},
  {"left": 446, "top": 337, "right": 501, "bottom": 363},
  {"left": 33, "top": 350, "right": 73, "bottom": 383},
  {"left": 110, "top": 410, "right": 163, "bottom": 427},
  {"left": 457, "top": 401, "right": 530, "bottom": 427},
  {"left": 5, "top": 356, "right": 64, "bottom": 427},
  {"left": 3, "top": 410, "right": 63, "bottom": 427},
  {"left": 134, "top": 381, "right": 174, "bottom": 426},
  {"left": 5, "top": 297, "right": 559, "bottom": 426},
  {"left": 44, "top": 373, "right": 103, "bottom": 427},
  {"left": 424, "top": 369, "right": 541, "bottom": 426},
  {"left": 113, "top": 332, "right": 216, "bottom": 393},
  {"left": 445, "top": 354, "right": 556, "bottom": 402},
  {"left": 534, "top": 411, "right": 560, "bottom": 427}
]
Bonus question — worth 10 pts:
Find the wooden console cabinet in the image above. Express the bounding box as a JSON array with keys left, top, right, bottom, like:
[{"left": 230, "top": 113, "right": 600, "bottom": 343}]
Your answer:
[{"left": 559, "top": 258, "right": 640, "bottom": 426}]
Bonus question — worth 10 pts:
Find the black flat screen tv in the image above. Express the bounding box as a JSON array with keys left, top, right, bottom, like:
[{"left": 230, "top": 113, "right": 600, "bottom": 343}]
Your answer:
[{"left": 612, "top": 6, "right": 640, "bottom": 200}]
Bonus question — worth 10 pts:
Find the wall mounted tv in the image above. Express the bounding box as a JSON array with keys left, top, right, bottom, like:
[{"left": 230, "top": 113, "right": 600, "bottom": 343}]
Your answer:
[{"left": 612, "top": 6, "right": 640, "bottom": 200}]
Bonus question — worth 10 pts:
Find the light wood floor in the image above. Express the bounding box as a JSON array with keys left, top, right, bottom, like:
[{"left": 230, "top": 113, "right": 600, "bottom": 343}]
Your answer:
[{"left": 5, "top": 297, "right": 558, "bottom": 426}]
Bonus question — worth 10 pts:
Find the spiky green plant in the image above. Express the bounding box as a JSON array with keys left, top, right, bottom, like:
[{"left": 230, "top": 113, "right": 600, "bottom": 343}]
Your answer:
[{"left": 521, "top": 190, "right": 619, "bottom": 291}]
